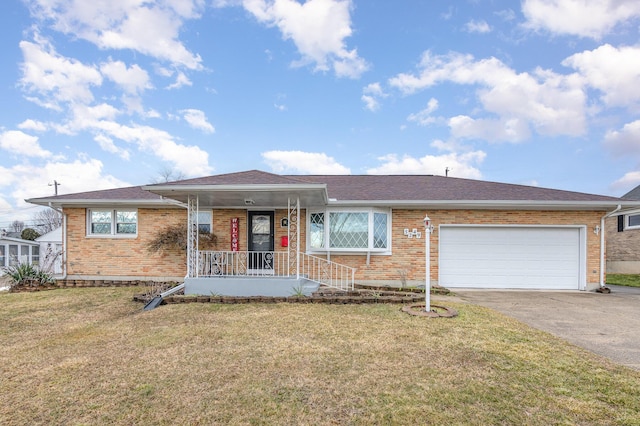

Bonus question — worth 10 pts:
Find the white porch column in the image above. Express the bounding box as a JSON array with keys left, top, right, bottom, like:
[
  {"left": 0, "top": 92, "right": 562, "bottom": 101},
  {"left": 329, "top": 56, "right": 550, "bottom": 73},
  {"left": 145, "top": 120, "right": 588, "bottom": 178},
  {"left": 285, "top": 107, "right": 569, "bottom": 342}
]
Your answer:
[
  {"left": 288, "top": 197, "right": 300, "bottom": 279},
  {"left": 187, "top": 195, "right": 199, "bottom": 278}
]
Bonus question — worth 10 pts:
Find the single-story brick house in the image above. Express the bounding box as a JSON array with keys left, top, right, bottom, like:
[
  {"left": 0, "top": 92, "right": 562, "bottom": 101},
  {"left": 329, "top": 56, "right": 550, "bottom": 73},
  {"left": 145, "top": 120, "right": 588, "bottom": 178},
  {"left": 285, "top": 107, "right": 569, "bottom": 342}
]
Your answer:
[
  {"left": 26, "top": 170, "right": 639, "bottom": 294},
  {"left": 606, "top": 184, "right": 640, "bottom": 274}
]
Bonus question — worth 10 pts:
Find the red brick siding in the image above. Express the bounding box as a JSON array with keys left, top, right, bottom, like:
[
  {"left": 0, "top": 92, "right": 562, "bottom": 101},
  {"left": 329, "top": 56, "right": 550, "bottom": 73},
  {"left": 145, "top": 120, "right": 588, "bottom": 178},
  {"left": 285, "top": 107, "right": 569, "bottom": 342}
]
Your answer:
[
  {"left": 325, "top": 210, "right": 603, "bottom": 285},
  {"left": 64, "top": 207, "right": 186, "bottom": 277},
  {"left": 63, "top": 207, "right": 604, "bottom": 285}
]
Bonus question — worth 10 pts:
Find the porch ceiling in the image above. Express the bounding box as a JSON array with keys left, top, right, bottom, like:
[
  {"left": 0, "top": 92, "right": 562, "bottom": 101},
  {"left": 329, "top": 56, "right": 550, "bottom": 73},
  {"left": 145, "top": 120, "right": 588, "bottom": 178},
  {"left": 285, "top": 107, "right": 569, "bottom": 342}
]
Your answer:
[{"left": 142, "top": 184, "right": 329, "bottom": 208}]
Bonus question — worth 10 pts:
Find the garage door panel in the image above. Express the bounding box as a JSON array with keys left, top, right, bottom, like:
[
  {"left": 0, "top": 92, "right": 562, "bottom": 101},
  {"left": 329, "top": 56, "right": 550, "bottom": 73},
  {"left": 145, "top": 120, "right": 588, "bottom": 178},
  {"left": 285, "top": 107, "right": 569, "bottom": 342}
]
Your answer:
[{"left": 439, "top": 226, "right": 581, "bottom": 290}]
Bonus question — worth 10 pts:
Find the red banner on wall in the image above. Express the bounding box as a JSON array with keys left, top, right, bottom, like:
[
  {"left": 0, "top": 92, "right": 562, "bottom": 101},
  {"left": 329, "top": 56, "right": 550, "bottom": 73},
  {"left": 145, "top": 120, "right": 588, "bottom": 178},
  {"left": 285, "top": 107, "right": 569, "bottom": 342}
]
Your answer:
[{"left": 231, "top": 217, "right": 239, "bottom": 252}]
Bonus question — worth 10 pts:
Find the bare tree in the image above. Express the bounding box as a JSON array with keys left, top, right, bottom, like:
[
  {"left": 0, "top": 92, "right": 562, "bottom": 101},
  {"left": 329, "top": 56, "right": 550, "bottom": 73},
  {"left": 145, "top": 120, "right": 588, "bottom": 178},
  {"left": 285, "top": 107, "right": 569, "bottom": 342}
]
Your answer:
[
  {"left": 9, "top": 220, "right": 25, "bottom": 233},
  {"left": 32, "top": 209, "right": 63, "bottom": 234},
  {"left": 150, "top": 167, "right": 185, "bottom": 184}
]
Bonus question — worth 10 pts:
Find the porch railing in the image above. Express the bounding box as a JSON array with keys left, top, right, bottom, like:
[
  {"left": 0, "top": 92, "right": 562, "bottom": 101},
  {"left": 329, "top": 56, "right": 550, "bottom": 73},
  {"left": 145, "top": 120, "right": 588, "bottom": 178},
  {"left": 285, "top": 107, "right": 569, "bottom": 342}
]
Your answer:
[
  {"left": 197, "top": 251, "right": 355, "bottom": 292},
  {"left": 198, "top": 251, "right": 288, "bottom": 277},
  {"left": 299, "top": 253, "right": 355, "bottom": 292}
]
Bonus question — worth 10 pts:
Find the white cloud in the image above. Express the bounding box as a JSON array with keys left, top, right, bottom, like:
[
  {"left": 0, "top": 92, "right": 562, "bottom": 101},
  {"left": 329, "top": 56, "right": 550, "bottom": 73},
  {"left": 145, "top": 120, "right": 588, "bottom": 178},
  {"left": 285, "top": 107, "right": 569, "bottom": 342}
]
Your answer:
[
  {"left": 4, "top": 157, "right": 131, "bottom": 210},
  {"left": 19, "top": 36, "right": 103, "bottom": 109},
  {"left": 180, "top": 109, "right": 215, "bottom": 133},
  {"left": 604, "top": 119, "right": 640, "bottom": 158},
  {"left": 0, "top": 130, "right": 52, "bottom": 158},
  {"left": 407, "top": 98, "right": 439, "bottom": 126},
  {"left": 166, "top": 72, "right": 192, "bottom": 90},
  {"left": 91, "top": 121, "right": 213, "bottom": 177},
  {"left": 18, "top": 119, "right": 48, "bottom": 132},
  {"left": 27, "top": 0, "right": 204, "bottom": 69},
  {"left": 100, "top": 60, "right": 152, "bottom": 95},
  {"left": 361, "top": 95, "right": 378, "bottom": 112},
  {"left": 611, "top": 171, "right": 640, "bottom": 192},
  {"left": 361, "top": 82, "right": 387, "bottom": 111},
  {"left": 94, "top": 134, "right": 130, "bottom": 160},
  {"left": 495, "top": 9, "right": 516, "bottom": 21},
  {"left": 62, "top": 103, "right": 121, "bottom": 134},
  {"left": 388, "top": 50, "right": 586, "bottom": 141},
  {"left": 563, "top": 44, "right": 640, "bottom": 109},
  {"left": 464, "top": 19, "right": 491, "bottom": 33},
  {"left": 47, "top": 102, "right": 212, "bottom": 177},
  {"left": 243, "top": 0, "right": 369, "bottom": 78},
  {"left": 522, "top": 0, "right": 640, "bottom": 39},
  {"left": 448, "top": 116, "right": 531, "bottom": 143},
  {"left": 365, "top": 151, "right": 485, "bottom": 179},
  {"left": 262, "top": 150, "right": 351, "bottom": 174}
]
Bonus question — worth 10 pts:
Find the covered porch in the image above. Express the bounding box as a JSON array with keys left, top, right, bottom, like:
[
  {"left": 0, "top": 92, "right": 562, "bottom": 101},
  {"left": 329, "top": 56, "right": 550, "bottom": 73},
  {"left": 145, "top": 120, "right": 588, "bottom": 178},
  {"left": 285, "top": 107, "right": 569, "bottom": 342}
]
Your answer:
[{"left": 142, "top": 175, "right": 356, "bottom": 296}]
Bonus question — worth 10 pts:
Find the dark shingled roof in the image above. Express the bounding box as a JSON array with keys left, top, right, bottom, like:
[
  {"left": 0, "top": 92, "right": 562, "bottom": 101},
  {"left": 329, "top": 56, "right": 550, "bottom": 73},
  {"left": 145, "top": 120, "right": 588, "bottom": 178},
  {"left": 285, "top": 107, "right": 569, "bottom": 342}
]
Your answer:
[
  {"left": 29, "top": 185, "right": 162, "bottom": 202},
  {"left": 290, "top": 174, "right": 621, "bottom": 202},
  {"left": 622, "top": 185, "right": 640, "bottom": 201},
  {"left": 152, "top": 170, "right": 313, "bottom": 186},
  {"left": 27, "top": 169, "right": 623, "bottom": 204}
]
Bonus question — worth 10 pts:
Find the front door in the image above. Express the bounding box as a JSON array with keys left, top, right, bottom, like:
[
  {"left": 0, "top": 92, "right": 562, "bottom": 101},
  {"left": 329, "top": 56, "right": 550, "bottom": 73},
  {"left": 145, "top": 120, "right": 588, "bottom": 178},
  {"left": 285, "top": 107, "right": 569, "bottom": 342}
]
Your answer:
[{"left": 248, "top": 211, "right": 274, "bottom": 271}]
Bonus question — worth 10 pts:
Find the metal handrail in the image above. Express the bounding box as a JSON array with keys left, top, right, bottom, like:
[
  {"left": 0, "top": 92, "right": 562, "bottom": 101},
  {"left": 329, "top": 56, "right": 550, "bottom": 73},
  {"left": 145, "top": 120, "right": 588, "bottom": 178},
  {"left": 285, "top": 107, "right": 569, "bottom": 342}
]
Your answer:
[
  {"left": 198, "top": 250, "right": 288, "bottom": 277},
  {"left": 197, "top": 250, "right": 355, "bottom": 291},
  {"left": 299, "top": 253, "right": 355, "bottom": 292}
]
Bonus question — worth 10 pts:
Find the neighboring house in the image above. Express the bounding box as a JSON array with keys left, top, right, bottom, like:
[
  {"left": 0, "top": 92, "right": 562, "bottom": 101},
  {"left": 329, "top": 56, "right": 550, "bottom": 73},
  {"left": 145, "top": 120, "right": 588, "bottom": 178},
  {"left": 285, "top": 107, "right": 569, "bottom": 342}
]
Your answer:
[
  {"left": 26, "top": 170, "right": 640, "bottom": 294},
  {"left": 0, "top": 234, "right": 40, "bottom": 275},
  {"left": 605, "top": 184, "right": 640, "bottom": 274},
  {"left": 35, "top": 227, "right": 64, "bottom": 275}
]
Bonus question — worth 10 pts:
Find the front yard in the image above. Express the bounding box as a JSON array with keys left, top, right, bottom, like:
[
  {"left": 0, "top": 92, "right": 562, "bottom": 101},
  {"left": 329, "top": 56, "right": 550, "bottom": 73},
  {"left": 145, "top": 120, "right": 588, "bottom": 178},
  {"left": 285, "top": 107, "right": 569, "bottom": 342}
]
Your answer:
[{"left": 0, "top": 287, "right": 638, "bottom": 425}]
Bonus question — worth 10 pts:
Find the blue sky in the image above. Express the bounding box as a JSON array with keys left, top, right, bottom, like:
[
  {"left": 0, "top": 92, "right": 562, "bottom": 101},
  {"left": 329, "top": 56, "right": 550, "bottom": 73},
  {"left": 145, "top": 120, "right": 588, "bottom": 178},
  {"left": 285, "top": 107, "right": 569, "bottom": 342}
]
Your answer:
[{"left": 2, "top": 0, "right": 640, "bottom": 227}]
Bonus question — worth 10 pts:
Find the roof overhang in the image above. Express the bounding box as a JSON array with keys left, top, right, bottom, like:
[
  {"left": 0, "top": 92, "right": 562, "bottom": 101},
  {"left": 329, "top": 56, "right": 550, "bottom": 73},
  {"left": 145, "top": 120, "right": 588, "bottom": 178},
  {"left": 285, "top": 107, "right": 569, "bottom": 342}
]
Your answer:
[
  {"left": 141, "top": 183, "right": 329, "bottom": 208},
  {"left": 327, "top": 200, "right": 640, "bottom": 211},
  {"left": 26, "top": 198, "right": 179, "bottom": 209},
  {"left": 0, "top": 236, "right": 40, "bottom": 245}
]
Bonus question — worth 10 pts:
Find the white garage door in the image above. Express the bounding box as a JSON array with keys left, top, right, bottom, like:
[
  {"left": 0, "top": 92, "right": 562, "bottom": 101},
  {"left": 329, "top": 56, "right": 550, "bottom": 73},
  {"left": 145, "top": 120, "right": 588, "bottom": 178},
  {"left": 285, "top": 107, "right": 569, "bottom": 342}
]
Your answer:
[{"left": 439, "top": 226, "right": 582, "bottom": 290}]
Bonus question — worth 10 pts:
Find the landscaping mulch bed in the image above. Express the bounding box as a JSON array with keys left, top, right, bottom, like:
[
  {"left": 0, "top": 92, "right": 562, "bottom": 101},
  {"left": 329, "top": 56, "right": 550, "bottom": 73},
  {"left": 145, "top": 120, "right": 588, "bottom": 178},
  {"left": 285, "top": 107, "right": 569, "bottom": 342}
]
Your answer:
[
  {"left": 7, "top": 282, "right": 58, "bottom": 293},
  {"left": 133, "top": 284, "right": 444, "bottom": 306}
]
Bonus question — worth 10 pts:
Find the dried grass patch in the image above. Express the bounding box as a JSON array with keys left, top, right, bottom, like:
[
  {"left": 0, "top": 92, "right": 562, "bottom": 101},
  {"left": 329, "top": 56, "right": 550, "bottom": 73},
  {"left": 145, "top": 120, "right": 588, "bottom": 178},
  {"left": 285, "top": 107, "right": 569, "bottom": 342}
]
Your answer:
[{"left": 0, "top": 288, "right": 639, "bottom": 425}]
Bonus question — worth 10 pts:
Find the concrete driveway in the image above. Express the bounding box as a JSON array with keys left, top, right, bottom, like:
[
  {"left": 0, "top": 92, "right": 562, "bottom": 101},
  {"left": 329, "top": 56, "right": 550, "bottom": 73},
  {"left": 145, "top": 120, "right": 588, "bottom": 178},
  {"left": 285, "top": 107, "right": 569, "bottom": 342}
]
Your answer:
[{"left": 453, "top": 285, "right": 640, "bottom": 371}]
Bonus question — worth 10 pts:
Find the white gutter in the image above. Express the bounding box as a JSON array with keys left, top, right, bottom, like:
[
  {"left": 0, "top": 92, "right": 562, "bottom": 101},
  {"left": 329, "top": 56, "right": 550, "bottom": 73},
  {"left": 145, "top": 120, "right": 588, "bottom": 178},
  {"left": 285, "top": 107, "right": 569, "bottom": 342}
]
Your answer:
[
  {"left": 327, "top": 199, "right": 636, "bottom": 211},
  {"left": 600, "top": 204, "right": 622, "bottom": 288}
]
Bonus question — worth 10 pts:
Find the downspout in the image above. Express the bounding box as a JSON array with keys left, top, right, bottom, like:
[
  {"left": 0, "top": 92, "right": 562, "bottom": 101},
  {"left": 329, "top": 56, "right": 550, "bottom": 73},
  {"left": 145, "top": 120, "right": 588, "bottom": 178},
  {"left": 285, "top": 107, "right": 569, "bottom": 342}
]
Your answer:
[
  {"left": 599, "top": 204, "right": 622, "bottom": 289},
  {"left": 48, "top": 203, "right": 67, "bottom": 281}
]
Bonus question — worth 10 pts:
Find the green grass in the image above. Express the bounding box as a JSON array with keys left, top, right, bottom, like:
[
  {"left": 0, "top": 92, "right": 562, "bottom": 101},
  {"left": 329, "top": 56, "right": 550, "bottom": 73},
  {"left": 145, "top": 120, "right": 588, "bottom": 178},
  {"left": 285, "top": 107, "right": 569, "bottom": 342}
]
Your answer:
[
  {"left": 606, "top": 273, "right": 640, "bottom": 288},
  {"left": 0, "top": 287, "right": 639, "bottom": 425}
]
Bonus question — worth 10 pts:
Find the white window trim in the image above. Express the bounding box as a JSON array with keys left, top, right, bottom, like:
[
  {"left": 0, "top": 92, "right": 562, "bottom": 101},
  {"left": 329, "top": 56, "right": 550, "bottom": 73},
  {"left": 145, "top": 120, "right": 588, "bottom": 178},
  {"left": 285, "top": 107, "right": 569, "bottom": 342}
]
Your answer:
[
  {"left": 625, "top": 213, "right": 640, "bottom": 230},
  {"left": 306, "top": 207, "right": 392, "bottom": 255},
  {"left": 87, "top": 208, "right": 138, "bottom": 238}
]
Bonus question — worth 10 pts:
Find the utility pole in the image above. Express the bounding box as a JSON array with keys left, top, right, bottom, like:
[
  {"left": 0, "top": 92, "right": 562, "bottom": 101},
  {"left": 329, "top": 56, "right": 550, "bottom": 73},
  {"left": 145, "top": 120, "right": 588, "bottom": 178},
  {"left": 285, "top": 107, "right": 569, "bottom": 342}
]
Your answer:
[{"left": 49, "top": 180, "right": 61, "bottom": 196}]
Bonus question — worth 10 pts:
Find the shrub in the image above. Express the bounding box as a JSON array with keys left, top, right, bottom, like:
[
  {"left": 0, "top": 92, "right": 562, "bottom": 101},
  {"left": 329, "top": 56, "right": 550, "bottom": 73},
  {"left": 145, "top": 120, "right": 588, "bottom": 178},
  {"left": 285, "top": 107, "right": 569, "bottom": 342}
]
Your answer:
[
  {"left": 147, "top": 222, "right": 217, "bottom": 253},
  {"left": 21, "top": 228, "right": 41, "bottom": 241},
  {"left": 2, "top": 262, "right": 56, "bottom": 290}
]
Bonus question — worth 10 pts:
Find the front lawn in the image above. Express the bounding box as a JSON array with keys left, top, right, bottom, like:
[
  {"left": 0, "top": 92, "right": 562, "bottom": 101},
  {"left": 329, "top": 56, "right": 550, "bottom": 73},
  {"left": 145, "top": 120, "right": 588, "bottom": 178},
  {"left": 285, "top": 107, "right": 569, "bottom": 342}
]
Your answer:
[
  {"left": 606, "top": 273, "right": 640, "bottom": 288},
  {"left": 0, "top": 287, "right": 638, "bottom": 425}
]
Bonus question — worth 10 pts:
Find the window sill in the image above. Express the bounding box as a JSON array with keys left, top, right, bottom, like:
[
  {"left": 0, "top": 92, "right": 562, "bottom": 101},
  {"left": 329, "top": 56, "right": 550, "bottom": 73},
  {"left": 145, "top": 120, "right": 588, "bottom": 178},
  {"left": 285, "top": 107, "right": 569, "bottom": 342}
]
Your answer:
[
  {"left": 86, "top": 234, "right": 138, "bottom": 239},
  {"left": 307, "top": 249, "right": 391, "bottom": 256}
]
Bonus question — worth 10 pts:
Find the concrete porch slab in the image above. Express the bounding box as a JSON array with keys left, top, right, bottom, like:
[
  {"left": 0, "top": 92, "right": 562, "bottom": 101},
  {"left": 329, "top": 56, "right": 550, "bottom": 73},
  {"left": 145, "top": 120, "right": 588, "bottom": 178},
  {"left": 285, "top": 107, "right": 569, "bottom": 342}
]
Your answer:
[{"left": 185, "top": 276, "right": 319, "bottom": 297}]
